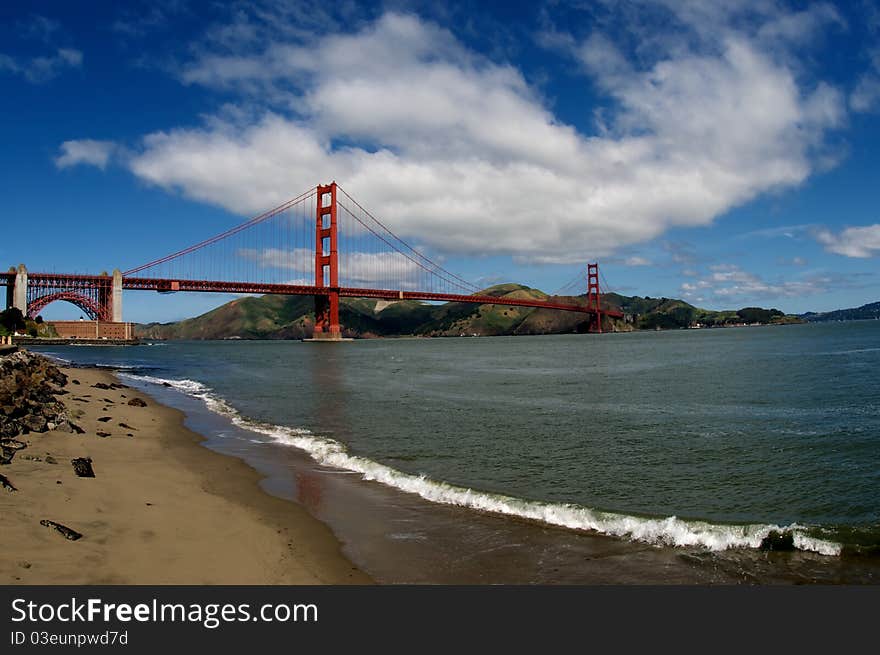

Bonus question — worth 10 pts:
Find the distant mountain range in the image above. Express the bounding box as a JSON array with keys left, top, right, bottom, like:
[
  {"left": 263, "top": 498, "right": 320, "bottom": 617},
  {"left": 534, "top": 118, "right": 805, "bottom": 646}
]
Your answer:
[
  {"left": 801, "top": 301, "right": 880, "bottom": 322},
  {"left": 135, "top": 284, "right": 803, "bottom": 340}
]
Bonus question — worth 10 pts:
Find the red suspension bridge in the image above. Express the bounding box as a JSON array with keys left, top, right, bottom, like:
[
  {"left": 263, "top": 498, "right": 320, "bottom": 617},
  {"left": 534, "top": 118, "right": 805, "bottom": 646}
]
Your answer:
[{"left": 2, "top": 182, "right": 622, "bottom": 338}]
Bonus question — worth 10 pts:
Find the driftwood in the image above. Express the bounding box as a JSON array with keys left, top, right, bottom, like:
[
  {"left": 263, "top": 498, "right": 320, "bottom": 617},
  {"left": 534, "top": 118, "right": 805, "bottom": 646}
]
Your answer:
[{"left": 40, "top": 520, "right": 82, "bottom": 541}]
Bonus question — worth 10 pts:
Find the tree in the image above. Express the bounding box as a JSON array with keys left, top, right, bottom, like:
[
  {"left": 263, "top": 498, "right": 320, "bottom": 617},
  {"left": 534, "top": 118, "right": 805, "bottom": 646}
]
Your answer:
[{"left": 0, "top": 308, "right": 26, "bottom": 333}]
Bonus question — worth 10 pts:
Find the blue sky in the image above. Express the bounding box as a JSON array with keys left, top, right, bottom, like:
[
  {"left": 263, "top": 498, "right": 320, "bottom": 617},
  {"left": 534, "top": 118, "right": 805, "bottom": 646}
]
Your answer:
[{"left": 2, "top": 0, "right": 880, "bottom": 322}]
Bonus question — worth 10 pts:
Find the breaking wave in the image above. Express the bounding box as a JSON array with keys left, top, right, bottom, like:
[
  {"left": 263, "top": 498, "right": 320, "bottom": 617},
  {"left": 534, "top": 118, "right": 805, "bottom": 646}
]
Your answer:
[{"left": 120, "top": 372, "right": 843, "bottom": 557}]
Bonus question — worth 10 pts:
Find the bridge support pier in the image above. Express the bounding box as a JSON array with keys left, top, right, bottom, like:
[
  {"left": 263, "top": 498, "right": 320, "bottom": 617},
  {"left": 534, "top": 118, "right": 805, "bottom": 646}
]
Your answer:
[
  {"left": 13, "top": 264, "right": 27, "bottom": 315},
  {"left": 111, "top": 269, "right": 123, "bottom": 322}
]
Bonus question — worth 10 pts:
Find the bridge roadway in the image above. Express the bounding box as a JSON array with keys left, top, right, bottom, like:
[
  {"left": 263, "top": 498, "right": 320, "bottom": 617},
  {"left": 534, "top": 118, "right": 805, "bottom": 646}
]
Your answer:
[
  {"left": 122, "top": 277, "right": 623, "bottom": 317},
  {"left": 2, "top": 272, "right": 623, "bottom": 318}
]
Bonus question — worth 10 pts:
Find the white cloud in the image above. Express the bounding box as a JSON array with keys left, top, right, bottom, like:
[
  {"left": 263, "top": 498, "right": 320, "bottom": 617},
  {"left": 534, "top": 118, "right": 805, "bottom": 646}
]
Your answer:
[
  {"left": 624, "top": 256, "right": 652, "bottom": 266},
  {"left": 237, "top": 246, "right": 423, "bottom": 287},
  {"left": 851, "top": 48, "right": 880, "bottom": 112},
  {"left": 815, "top": 224, "right": 880, "bottom": 258},
  {"left": 0, "top": 47, "right": 82, "bottom": 83},
  {"left": 680, "top": 263, "right": 857, "bottom": 303},
  {"left": 18, "top": 15, "right": 61, "bottom": 43},
  {"left": 71, "top": 8, "right": 844, "bottom": 264},
  {"left": 238, "top": 247, "right": 312, "bottom": 271},
  {"left": 54, "top": 140, "right": 116, "bottom": 170}
]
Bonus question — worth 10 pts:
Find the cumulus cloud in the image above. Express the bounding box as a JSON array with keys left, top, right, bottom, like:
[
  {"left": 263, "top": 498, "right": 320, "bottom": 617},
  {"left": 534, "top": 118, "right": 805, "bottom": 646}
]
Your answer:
[
  {"left": 54, "top": 140, "right": 116, "bottom": 170},
  {"left": 70, "top": 6, "right": 845, "bottom": 263},
  {"left": 237, "top": 246, "right": 423, "bottom": 287},
  {"left": 679, "top": 263, "right": 863, "bottom": 304},
  {"left": 815, "top": 224, "right": 880, "bottom": 258},
  {"left": 0, "top": 47, "right": 82, "bottom": 83}
]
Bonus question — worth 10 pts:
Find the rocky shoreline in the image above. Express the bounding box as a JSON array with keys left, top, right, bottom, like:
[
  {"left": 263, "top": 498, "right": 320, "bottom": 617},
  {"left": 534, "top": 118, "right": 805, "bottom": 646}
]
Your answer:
[
  {"left": 0, "top": 351, "right": 149, "bottom": 546},
  {"left": 0, "top": 349, "right": 369, "bottom": 584},
  {"left": 1, "top": 350, "right": 82, "bottom": 441}
]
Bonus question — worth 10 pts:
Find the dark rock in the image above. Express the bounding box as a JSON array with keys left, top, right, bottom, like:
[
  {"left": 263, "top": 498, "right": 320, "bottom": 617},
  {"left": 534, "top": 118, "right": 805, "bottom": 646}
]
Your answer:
[
  {"left": 19, "top": 414, "right": 48, "bottom": 433},
  {"left": 97, "top": 416, "right": 112, "bottom": 422},
  {"left": 109, "top": 383, "right": 128, "bottom": 389},
  {"left": 119, "top": 422, "right": 136, "bottom": 430},
  {"left": 72, "top": 379, "right": 80, "bottom": 385},
  {"left": 759, "top": 530, "right": 796, "bottom": 551},
  {"left": 0, "top": 351, "right": 73, "bottom": 443},
  {"left": 162, "top": 382, "right": 172, "bottom": 387},
  {"left": 127, "top": 398, "right": 147, "bottom": 407},
  {"left": 0, "top": 473, "right": 16, "bottom": 492},
  {"left": 103, "top": 398, "right": 114, "bottom": 404},
  {"left": 41, "top": 402, "right": 66, "bottom": 419},
  {"left": 0, "top": 448, "right": 12, "bottom": 465},
  {"left": 1, "top": 439, "right": 27, "bottom": 451},
  {"left": 40, "top": 520, "right": 82, "bottom": 541},
  {"left": 45, "top": 455, "right": 57, "bottom": 464},
  {"left": 0, "top": 418, "right": 19, "bottom": 437},
  {"left": 96, "top": 431, "right": 111, "bottom": 438},
  {"left": 54, "top": 420, "right": 85, "bottom": 434},
  {"left": 91, "top": 382, "right": 110, "bottom": 390},
  {"left": 70, "top": 457, "right": 95, "bottom": 478},
  {"left": 20, "top": 455, "right": 42, "bottom": 462}
]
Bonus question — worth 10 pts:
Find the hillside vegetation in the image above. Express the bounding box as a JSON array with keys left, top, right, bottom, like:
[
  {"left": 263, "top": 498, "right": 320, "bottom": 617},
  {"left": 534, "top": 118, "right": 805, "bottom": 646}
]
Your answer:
[
  {"left": 135, "top": 284, "right": 801, "bottom": 340},
  {"left": 801, "top": 301, "right": 880, "bottom": 322}
]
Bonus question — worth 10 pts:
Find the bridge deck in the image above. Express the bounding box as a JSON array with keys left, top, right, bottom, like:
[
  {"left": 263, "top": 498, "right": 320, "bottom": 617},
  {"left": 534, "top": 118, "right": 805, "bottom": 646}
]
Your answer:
[
  {"left": 6, "top": 273, "right": 623, "bottom": 319},
  {"left": 122, "top": 277, "right": 622, "bottom": 317}
]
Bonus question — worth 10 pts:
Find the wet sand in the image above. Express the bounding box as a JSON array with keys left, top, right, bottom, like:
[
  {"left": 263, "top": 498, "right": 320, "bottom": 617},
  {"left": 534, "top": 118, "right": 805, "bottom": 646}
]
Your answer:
[{"left": 0, "top": 365, "right": 370, "bottom": 585}]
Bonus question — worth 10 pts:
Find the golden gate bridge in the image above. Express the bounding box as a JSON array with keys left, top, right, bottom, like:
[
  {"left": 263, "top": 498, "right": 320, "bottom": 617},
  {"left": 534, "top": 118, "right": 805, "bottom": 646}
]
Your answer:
[{"left": 2, "top": 182, "right": 622, "bottom": 338}]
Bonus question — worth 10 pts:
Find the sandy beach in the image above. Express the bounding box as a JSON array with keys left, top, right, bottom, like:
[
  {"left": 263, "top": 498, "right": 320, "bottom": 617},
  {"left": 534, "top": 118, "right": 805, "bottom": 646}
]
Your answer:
[{"left": 0, "top": 356, "right": 370, "bottom": 585}]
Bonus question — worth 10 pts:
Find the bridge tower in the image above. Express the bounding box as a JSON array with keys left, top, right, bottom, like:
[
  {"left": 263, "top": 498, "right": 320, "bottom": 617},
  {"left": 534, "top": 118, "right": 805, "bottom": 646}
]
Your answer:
[
  {"left": 111, "top": 269, "right": 123, "bottom": 322},
  {"left": 587, "top": 262, "right": 603, "bottom": 334},
  {"left": 13, "top": 264, "right": 27, "bottom": 315},
  {"left": 312, "top": 182, "right": 342, "bottom": 339}
]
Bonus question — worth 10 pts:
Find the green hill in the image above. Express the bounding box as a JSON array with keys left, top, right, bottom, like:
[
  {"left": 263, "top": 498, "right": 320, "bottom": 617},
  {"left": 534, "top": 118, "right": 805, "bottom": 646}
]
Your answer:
[
  {"left": 135, "top": 286, "right": 799, "bottom": 340},
  {"left": 801, "top": 301, "right": 880, "bottom": 322}
]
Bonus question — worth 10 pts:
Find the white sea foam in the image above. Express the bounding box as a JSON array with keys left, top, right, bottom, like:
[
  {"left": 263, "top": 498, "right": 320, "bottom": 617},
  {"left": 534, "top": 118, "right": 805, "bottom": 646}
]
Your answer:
[
  {"left": 42, "top": 354, "right": 72, "bottom": 365},
  {"left": 120, "top": 372, "right": 843, "bottom": 557}
]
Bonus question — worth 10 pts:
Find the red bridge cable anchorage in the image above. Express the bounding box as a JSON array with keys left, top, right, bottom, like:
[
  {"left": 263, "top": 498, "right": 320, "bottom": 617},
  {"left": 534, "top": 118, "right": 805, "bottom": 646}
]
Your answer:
[
  {"left": 123, "top": 186, "right": 317, "bottom": 276},
  {"left": 336, "top": 185, "right": 480, "bottom": 294}
]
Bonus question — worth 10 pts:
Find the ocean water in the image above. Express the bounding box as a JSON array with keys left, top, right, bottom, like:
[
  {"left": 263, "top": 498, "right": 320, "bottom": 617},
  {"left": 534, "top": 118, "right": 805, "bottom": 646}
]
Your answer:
[{"left": 34, "top": 320, "right": 880, "bottom": 580}]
